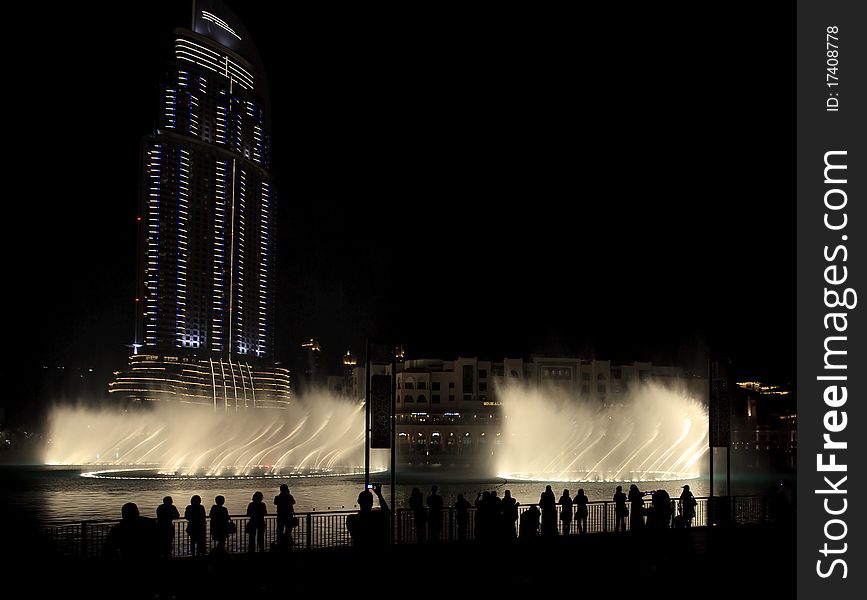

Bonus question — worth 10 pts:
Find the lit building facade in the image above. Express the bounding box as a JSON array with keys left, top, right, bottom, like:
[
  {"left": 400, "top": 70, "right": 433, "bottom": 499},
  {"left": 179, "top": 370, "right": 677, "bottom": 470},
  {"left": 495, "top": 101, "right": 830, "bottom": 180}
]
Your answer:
[
  {"left": 111, "top": 1, "right": 289, "bottom": 408},
  {"left": 731, "top": 380, "right": 796, "bottom": 469},
  {"left": 392, "top": 356, "right": 706, "bottom": 461}
]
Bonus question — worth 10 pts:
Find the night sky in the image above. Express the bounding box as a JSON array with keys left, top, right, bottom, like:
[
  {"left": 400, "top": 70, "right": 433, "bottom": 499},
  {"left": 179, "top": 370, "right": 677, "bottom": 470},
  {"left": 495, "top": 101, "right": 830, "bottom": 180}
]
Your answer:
[{"left": 8, "top": 2, "right": 793, "bottom": 416}]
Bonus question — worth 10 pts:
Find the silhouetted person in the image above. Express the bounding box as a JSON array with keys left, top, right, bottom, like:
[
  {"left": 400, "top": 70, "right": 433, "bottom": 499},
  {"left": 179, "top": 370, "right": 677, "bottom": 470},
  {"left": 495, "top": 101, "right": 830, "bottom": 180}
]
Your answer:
[
  {"left": 628, "top": 484, "right": 645, "bottom": 531},
  {"left": 155, "top": 495, "right": 180, "bottom": 558},
  {"left": 648, "top": 489, "right": 672, "bottom": 529},
  {"left": 475, "top": 490, "right": 492, "bottom": 541},
  {"left": 105, "top": 502, "right": 160, "bottom": 561},
  {"left": 769, "top": 481, "right": 794, "bottom": 525},
  {"left": 274, "top": 484, "right": 296, "bottom": 545},
  {"left": 184, "top": 495, "right": 207, "bottom": 556},
  {"left": 209, "top": 495, "right": 230, "bottom": 550},
  {"left": 519, "top": 504, "right": 541, "bottom": 539},
  {"left": 539, "top": 485, "right": 557, "bottom": 536},
  {"left": 409, "top": 487, "right": 426, "bottom": 543},
  {"left": 491, "top": 489, "right": 503, "bottom": 515},
  {"left": 574, "top": 488, "right": 589, "bottom": 534},
  {"left": 427, "top": 485, "right": 444, "bottom": 542},
  {"left": 246, "top": 491, "right": 267, "bottom": 553},
  {"left": 558, "top": 489, "right": 573, "bottom": 535},
  {"left": 501, "top": 490, "right": 519, "bottom": 539},
  {"left": 613, "top": 486, "right": 628, "bottom": 532},
  {"left": 678, "top": 485, "right": 696, "bottom": 527},
  {"left": 346, "top": 483, "right": 389, "bottom": 547},
  {"left": 455, "top": 494, "right": 471, "bottom": 541}
]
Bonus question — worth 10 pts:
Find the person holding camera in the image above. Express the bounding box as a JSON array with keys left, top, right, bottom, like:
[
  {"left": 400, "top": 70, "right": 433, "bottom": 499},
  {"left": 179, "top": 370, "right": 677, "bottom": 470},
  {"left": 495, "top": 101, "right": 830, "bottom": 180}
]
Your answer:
[
  {"left": 648, "top": 489, "right": 672, "bottom": 530},
  {"left": 347, "top": 482, "right": 390, "bottom": 547}
]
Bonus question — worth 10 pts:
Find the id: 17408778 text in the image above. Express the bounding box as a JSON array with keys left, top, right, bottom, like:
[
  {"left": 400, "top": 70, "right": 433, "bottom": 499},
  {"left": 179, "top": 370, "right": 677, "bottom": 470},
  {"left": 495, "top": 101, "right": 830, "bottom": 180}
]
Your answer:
[{"left": 826, "top": 26, "right": 840, "bottom": 112}]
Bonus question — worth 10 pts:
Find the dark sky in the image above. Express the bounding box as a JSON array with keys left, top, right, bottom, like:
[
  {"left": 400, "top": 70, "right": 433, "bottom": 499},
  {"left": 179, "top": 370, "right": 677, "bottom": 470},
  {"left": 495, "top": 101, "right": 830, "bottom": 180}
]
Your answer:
[{"left": 10, "top": 2, "right": 793, "bottom": 402}]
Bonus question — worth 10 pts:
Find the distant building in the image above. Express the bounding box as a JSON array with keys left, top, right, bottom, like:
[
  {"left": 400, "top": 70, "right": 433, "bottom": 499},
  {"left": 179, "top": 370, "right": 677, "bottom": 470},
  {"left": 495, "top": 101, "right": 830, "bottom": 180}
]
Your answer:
[
  {"left": 388, "top": 355, "right": 705, "bottom": 462},
  {"left": 342, "top": 351, "right": 358, "bottom": 396},
  {"left": 110, "top": 1, "right": 289, "bottom": 408},
  {"left": 732, "top": 380, "right": 796, "bottom": 470},
  {"left": 301, "top": 338, "right": 322, "bottom": 390}
]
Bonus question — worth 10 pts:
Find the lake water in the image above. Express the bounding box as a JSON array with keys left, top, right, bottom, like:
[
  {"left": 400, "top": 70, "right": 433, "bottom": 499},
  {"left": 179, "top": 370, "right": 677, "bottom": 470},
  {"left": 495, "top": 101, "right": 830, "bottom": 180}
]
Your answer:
[{"left": 0, "top": 465, "right": 787, "bottom": 524}]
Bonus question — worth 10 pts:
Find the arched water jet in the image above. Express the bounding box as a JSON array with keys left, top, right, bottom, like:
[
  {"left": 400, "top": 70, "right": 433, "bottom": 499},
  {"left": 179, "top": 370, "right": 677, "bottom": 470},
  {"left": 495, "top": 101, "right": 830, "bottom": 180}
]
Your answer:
[
  {"left": 45, "top": 390, "right": 387, "bottom": 476},
  {"left": 495, "top": 382, "right": 708, "bottom": 482}
]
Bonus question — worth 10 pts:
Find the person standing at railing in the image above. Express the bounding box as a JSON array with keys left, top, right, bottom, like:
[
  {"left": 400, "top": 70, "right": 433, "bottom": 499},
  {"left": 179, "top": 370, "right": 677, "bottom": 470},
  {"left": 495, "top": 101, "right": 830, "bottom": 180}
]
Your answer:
[
  {"left": 246, "top": 491, "right": 267, "bottom": 553},
  {"left": 105, "top": 502, "right": 160, "bottom": 561},
  {"left": 454, "top": 493, "right": 471, "bottom": 541},
  {"left": 519, "top": 504, "right": 541, "bottom": 539},
  {"left": 613, "top": 486, "right": 628, "bottom": 532},
  {"left": 427, "top": 485, "right": 444, "bottom": 543},
  {"left": 209, "top": 495, "right": 230, "bottom": 551},
  {"left": 346, "top": 482, "right": 389, "bottom": 547},
  {"left": 501, "top": 490, "right": 519, "bottom": 539},
  {"left": 558, "top": 489, "right": 573, "bottom": 536},
  {"left": 475, "top": 490, "right": 493, "bottom": 541},
  {"left": 184, "top": 495, "right": 207, "bottom": 556},
  {"left": 155, "top": 496, "right": 180, "bottom": 558},
  {"left": 628, "top": 484, "right": 645, "bottom": 531},
  {"left": 574, "top": 489, "right": 589, "bottom": 534},
  {"left": 648, "top": 489, "right": 672, "bottom": 529},
  {"left": 678, "top": 485, "right": 696, "bottom": 527},
  {"left": 539, "top": 485, "right": 557, "bottom": 536},
  {"left": 274, "top": 484, "right": 296, "bottom": 547},
  {"left": 409, "top": 487, "right": 426, "bottom": 543}
]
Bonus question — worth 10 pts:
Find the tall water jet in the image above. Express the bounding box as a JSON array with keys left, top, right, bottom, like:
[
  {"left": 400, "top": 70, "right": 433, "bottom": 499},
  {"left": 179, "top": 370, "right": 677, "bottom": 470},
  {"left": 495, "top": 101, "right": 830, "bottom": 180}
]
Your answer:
[
  {"left": 495, "top": 382, "right": 708, "bottom": 482},
  {"left": 45, "top": 391, "right": 387, "bottom": 476}
]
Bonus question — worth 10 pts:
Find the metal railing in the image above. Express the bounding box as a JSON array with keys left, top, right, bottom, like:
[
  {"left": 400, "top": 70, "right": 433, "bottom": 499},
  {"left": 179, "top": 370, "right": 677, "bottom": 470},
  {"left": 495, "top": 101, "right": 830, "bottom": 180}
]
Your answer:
[{"left": 44, "top": 495, "right": 776, "bottom": 558}]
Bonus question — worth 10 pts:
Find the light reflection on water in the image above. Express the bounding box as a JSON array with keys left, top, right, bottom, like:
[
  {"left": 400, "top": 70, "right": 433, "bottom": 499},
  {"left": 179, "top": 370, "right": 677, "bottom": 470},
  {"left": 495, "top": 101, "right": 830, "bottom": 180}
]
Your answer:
[{"left": 3, "top": 466, "right": 724, "bottom": 524}]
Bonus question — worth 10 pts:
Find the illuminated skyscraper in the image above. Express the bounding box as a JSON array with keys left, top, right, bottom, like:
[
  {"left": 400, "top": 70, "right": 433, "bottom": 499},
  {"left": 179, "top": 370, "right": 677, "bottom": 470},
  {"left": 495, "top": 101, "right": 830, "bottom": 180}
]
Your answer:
[{"left": 111, "top": 1, "right": 290, "bottom": 408}]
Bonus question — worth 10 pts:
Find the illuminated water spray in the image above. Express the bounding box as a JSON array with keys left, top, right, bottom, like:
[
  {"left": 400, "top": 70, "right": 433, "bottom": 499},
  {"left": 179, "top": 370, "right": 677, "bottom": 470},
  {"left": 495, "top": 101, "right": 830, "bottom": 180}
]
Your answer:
[
  {"left": 46, "top": 391, "right": 387, "bottom": 477},
  {"left": 495, "top": 383, "right": 708, "bottom": 482}
]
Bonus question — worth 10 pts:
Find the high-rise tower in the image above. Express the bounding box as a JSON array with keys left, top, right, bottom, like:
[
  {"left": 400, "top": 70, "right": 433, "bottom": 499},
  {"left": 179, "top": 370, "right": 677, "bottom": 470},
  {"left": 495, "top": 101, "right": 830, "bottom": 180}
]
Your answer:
[{"left": 111, "top": 1, "right": 290, "bottom": 409}]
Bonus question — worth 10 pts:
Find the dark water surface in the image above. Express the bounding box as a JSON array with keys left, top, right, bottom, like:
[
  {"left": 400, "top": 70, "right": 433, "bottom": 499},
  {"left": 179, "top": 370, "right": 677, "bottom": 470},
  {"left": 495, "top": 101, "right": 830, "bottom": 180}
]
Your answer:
[{"left": 0, "top": 465, "right": 791, "bottom": 524}]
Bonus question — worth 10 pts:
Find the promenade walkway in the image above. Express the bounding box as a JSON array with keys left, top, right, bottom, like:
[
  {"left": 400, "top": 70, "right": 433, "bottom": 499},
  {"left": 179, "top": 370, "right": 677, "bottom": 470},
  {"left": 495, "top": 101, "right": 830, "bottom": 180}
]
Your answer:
[{"left": 12, "top": 522, "right": 796, "bottom": 598}]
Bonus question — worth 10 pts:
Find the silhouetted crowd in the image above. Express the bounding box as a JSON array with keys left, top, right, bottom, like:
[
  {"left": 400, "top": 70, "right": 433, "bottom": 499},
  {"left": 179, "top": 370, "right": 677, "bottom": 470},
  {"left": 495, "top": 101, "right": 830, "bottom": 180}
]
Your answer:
[
  {"left": 104, "top": 485, "right": 297, "bottom": 560},
  {"left": 103, "top": 481, "right": 704, "bottom": 559}
]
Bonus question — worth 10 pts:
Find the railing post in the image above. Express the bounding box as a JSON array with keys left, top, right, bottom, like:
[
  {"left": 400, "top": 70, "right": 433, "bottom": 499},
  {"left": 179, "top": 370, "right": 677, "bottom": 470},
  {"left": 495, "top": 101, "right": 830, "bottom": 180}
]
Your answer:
[
  {"left": 397, "top": 508, "right": 402, "bottom": 544},
  {"left": 602, "top": 502, "right": 608, "bottom": 533},
  {"left": 81, "top": 522, "right": 88, "bottom": 558},
  {"left": 306, "top": 513, "right": 313, "bottom": 549}
]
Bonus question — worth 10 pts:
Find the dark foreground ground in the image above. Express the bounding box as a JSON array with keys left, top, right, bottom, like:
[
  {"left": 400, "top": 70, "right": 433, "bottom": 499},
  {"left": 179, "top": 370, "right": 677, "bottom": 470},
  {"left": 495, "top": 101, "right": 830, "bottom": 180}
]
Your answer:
[{"left": 4, "top": 523, "right": 795, "bottom": 598}]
